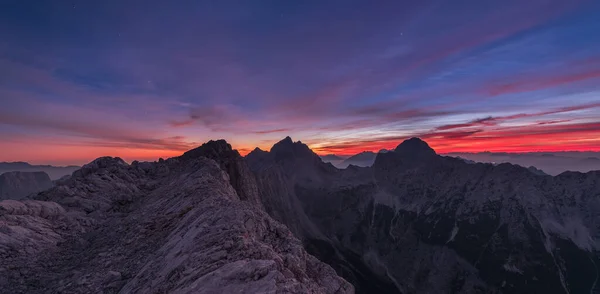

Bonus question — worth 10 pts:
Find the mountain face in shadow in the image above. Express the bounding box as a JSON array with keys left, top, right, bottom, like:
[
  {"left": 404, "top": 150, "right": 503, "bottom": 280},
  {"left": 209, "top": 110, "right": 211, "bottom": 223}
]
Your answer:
[
  {"left": 247, "top": 137, "right": 600, "bottom": 294},
  {"left": 0, "top": 162, "right": 80, "bottom": 180}
]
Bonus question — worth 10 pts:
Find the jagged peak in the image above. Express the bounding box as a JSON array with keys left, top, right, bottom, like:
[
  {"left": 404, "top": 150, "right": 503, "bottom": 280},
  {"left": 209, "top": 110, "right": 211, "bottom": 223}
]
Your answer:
[
  {"left": 181, "top": 139, "right": 241, "bottom": 160},
  {"left": 271, "top": 136, "right": 294, "bottom": 150},
  {"left": 72, "top": 156, "right": 128, "bottom": 178},
  {"left": 85, "top": 156, "right": 127, "bottom": 168},
  {"left": 394, "top": 137, "right": 436, "bottom": 156},
  {"left": 269, "top": 136, "right": 319, "bottom": 162},
  {"left": 282, "top": 136, "right": 293, "bottom": 143}
]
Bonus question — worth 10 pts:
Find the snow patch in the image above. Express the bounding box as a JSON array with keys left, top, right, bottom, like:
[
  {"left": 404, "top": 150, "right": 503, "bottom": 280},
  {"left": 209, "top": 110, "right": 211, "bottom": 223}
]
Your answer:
[
  {"left": 363, "top": 250, "right": 404, "bottom": 292},
  {"left": 373, "top": 190, "right": 422, "bottom": 213},
  {"left": 446, "top": 223, "right": 459, "bottom": 244},
  {"left": 503, "top": 263, "right": 523, "bottom": 274},
  {"left": 541, "top": 217, "right": 596, "bottom": 251}
]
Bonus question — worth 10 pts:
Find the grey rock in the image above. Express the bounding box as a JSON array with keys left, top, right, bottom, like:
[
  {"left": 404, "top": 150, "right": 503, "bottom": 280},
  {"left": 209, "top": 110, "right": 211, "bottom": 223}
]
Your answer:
[{"left": 105, "top": 271, "right": 121, "bottom": 283}]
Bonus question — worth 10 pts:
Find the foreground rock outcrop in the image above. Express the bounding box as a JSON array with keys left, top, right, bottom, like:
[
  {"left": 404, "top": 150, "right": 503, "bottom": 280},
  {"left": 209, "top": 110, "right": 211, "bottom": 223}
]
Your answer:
[
  {"left": 0, "top": 141, "right": 353, "bottom": 294},
  {"left": 247, "top": 137, "right": 600, "bottom": 294},
  {"left": 0, "top": 171, "right": 53, "bottom": 200}
]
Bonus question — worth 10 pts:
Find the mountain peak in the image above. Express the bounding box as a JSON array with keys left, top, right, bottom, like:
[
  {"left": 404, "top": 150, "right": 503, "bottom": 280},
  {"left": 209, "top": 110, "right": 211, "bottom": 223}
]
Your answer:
[
  {"left": 181, "top": 139, "right": 240, "bottom": 160},
  {"left": 270, "top": 136, "right": 319, "bottom": 162},
  {"left": 395, "top": 137, "right": 436, "bottom": 157}
]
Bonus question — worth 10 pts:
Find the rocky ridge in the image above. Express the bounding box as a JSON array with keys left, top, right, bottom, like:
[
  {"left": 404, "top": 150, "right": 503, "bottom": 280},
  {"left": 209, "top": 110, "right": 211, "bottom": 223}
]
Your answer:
[{"left": 0, "top": 141, "right": 353, "bottom": 294}]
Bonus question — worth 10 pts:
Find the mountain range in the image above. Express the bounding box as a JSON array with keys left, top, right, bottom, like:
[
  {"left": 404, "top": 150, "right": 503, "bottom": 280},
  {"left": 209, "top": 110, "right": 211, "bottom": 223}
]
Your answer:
[
  {"left": 0, "top": 162, "right": 80, "bottom": 180},
  {"left": 322, "top": 150, "right": 389, "bottom": 169},
  {"left": 249, "top": 137, "right": 600, "bottom": 293},
  {"left": 1, "top": 137, "right": 599, "bottom": 293}
]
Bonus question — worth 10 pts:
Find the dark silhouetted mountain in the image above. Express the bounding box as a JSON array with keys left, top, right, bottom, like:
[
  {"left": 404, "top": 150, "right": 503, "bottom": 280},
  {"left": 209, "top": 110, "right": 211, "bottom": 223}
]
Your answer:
[
  {"left": 0, "top": 162, "right": 80, "bottom": 180},
  {"left": 248, "top": 137, "right": 600, "bottom": 294},
  {"left": 0, "top": 171, "right": 53, "bottom": 200},
  {"left": 0, "top": 143, "right": 352, "bottom": 293},
  {"left": 394, "top": 137, "right": 436, "bottom": 157}
]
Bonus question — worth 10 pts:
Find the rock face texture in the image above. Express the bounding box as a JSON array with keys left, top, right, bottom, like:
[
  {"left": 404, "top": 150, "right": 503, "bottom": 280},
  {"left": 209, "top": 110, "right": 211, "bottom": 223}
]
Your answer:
[
  {"left": 247, "top": 137, "right": 600, "bottom": 294},
  {"left": 0, "top": 142, "right": 353, "bottom": 293},
  {"left": 0, "top": 171, "right": 53, "bottom": 200}
]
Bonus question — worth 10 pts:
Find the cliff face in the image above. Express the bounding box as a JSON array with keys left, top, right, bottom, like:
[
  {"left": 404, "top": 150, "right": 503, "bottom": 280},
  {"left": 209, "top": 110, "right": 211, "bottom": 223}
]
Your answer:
[
  {"left": 247, "top": 137, "right": 600, "bottom": 294},
  {"left": 0, "top": 171, "right": 53, "bottom": 200},
  {"left": 0, "top": 143, "right": 353, "bottom": 294}
]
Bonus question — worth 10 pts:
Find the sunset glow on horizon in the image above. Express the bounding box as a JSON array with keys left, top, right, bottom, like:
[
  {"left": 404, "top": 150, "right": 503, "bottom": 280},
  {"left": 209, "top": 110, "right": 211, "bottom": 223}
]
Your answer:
[{"left": 1, "top": 1, "right": 599, "bottom": 165}]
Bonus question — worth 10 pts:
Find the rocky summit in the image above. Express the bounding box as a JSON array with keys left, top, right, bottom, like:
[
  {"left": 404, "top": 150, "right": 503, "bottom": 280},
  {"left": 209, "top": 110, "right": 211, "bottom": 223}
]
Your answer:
[{"left": 0, "top": 141, "right": 352, "bottom": 294}]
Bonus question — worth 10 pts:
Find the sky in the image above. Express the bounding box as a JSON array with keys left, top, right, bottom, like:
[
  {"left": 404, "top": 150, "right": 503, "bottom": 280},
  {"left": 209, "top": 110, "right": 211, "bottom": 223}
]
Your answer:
[{"left": 1, "top": 0, "right": 599, "bottom": 165}]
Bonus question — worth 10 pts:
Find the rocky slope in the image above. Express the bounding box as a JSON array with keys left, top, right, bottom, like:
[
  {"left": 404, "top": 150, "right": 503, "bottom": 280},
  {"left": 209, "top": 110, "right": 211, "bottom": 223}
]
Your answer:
[
  {"left": 0, "top": 140, "right": 352, "bottom": 294},
  {"left": 0, "top": 171, "right": 53, "bottom": 200},
  {"left": 247, "top": 137, "right": 600, "bottom": 294}
]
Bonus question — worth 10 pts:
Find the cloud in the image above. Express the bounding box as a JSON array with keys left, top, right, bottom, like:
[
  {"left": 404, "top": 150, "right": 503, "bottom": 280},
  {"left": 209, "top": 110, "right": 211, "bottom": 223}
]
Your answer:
[
  {"left": 1, "top": 0, "right": 599, "bottom": 163},
  {"left": 0, "top": 100, "right": 195, "bottom": 152},
  {"left": 435, "top": 117, "right": 496, "bottom": 131},
  {"left": 484, "top": 69, "right": 600, "bottom": 97},
  {"left": 253, "top": 128, "right": 291, "bottom": 134}
]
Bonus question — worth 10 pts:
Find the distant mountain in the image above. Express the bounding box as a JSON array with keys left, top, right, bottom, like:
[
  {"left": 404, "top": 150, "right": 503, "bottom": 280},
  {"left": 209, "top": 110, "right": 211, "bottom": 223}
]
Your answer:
[
  {"left": 447, "top": 151, "right": 600, "bottom": 175},
  {"left": 248, "top": 136, "right": 600, "bottom": 293},
  {"left": 0, "top": 171, "right": 53, "bottom": 200},
  {"left": 339, "top": 151, "right": 377, "bottom": 168},
  {"left": 0, "top": 162, "right": 80, "bottom": 180},
  {"left": 320, "top": 154, "right": 346, "bottom": 162}
]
